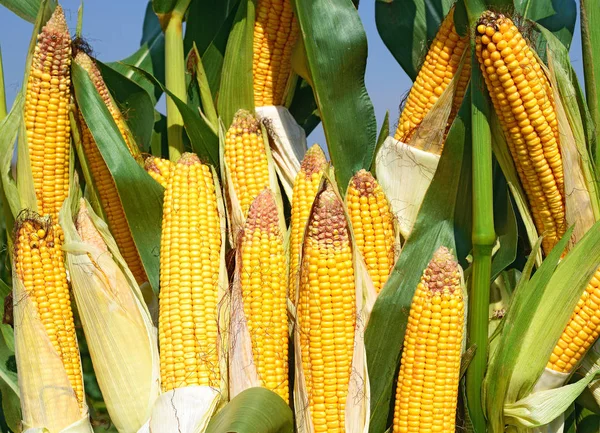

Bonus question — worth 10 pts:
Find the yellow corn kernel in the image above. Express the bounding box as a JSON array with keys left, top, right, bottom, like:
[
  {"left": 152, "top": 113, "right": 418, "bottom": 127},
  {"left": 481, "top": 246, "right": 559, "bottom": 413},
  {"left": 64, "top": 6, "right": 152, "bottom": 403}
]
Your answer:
[
  {"left": 159, "top": 153, "right": 222, "bottom": 391},
  {"left": 75, "top": 53, "right": 147, "bottom": 285},
  {"left": 393, "top": 246, "right": 464, "bottom": 433},
  {"left": 346, "top": 170, "right": 396, "bottom": 292},
  {"left": 548, "top": 267, "right": 600, "bottom": 373},
  {"left": 297, "top": 183, "right": 355, "bottom": 433},
  {"left": 25, "top": 6, "right": 72, "bottom": 221},
  {"left": 145, "top": 156, "right": 175, "bottom": 189},
  {"left": 224, "top": 110, "right": 271, "bottom": 217},
  {"left": 240, "top": 189, "right": 288, "bottom": 401},
  {"left": 394, "top": 6, "right": 470, "bottom": 146},
  {"left": 289, "top": 145, "right": 327, "bottom": 303},
  {"left": 13, "top": 216, "right": 84, "bottom": 406},
  {"left": 253, "top": 0, "right": 299, "bottom": 107},
  {"left": 475, "top": 12, "right": 565, "bottom": 255}
]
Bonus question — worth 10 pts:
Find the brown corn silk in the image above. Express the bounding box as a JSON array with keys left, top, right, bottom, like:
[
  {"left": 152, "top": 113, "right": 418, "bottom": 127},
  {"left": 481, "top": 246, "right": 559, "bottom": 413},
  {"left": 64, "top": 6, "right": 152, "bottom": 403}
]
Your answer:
[
  {"left": 159, "top": 153, "right": 222, "bottom": 391},
  {"left": 297, "top": 184, "right": 355, "bottom": 432},
  {"left": 75, "top": 51, "right": 147, "bottom": 285},
  {"left": 25, "top": 6, "right": 72, "bottom": 221},
  {"left": 13, "top": 216, "right": 84, "bottom": 407},
  {"left": 252, "top": 0, "right": 299, "bottom": 106},
  {"left": 289, "top": 145, "right": 327, "bottom": 303},
  {"left": 393, "top": 247, "right": 464, "bottom": 433},
  {"left": 475, "top": 12, "right": 565, "bottom": 256},
  {"left": 394, "top": 6, "right": 470, "bottom": 148},
  {"left": 346, "top": 170, "right": 396, "bottom": 293},
  {"left": 239, "top": 190, "right": 288, "bottom": 401}
]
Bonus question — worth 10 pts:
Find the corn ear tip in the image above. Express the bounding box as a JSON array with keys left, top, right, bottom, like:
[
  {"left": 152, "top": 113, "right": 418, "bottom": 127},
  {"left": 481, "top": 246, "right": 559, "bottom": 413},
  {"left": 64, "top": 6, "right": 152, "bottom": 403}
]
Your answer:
[
  {"left": 300, "top": 145, "right": 327, "bottom": 175},
  {"left": 46, "top": 5, "right": 69, "bottom": 34},
  {"left": 231, "top": 109, "right": 260, "bottom": 132},
  {"left": 310, "top": 184, "right": 348, "bottom": 244},
  {"left": 424, "top": 246, "right": 460, "bottom": 293},
  {"left": 245, "top": 189, "right": 280, "bottom": 234},
  {"left": 177, "top": 152, "right": 201, "bottom": 166}
]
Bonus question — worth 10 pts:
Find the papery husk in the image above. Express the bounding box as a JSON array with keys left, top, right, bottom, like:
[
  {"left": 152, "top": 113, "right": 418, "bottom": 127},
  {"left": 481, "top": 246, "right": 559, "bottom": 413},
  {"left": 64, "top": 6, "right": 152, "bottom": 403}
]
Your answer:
[
  {"left": 293, "top": 177, "right": 372, "bottom": 433},
  {"left": 13, "top": 263, "right": 90, "bottom": 433},
  {"left": 219, "top": 119, "right": 286, "bottom": 247},
  {"left": 59, "top": 197, "right": 160, "bottom": 433},
  {"left": 256, "top": 105, "right": 308, "bottom": 200},
  {"left": 136, "top": 386, "right": 220, "bottom": 433}
]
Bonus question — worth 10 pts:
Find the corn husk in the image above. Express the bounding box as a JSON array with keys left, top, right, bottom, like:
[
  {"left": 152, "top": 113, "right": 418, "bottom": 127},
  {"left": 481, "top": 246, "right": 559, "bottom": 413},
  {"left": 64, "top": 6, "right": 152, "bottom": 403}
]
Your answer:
[
  {"left": 293, "top": 177, "right": 373, "bottom": 433},
  {"left": 580, "top": 340, "right": 600, "bottom": 408},
  {"left": 256, "top": 105, "right": 308, "bottom": 200},
  {"left": 59, "top": 197, "right": 160, "bottom": 433},
  {"left": 137, "top": 386, "right": 220, "bottom": 433},
  {"left": 220, "top": 114, "right": 286, "bottom": 247},
  {"left": 12, "top": 220, "right": 90, "bottom": 433}
]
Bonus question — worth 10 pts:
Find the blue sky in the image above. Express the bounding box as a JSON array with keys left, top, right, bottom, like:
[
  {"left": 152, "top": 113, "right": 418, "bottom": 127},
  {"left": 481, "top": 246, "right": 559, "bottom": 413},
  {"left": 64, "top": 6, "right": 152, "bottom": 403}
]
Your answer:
[{"left": 0, "top": 1, "right": 585, "bottom": 147}]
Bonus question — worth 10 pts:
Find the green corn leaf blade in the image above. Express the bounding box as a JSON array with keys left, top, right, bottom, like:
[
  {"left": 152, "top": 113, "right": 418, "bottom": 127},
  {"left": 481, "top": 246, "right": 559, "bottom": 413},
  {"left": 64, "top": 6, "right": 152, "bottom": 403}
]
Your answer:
[
  {"left": 108, "top": 2, "right": 165, "bottom": 104},
  {"left": 454, "top": 130, "right": 473, "bottom": 269},
  {"left": 72, "top": 62, "right": 163, "bottom": 294},
  {"left": 365, "top": 90, "right": 469, "bottom": 433},
  {"left": 287, "top": 78, "right": 320, "bottom": 136},
  {"left": 375, "top": 0, "right": 454, "bottom": 80},
  {"left": 515, "top": 0, "right": 576, "bottom": 50},
  {"left": 490, "top": 170, "right": 518, "bottom": 281},
  {"left": 128, "top": 65, "right": 219, "bottom": 167},
  {"left": 295, "top": 0, "right": 377, "bottom": 195},
  {"left": 96, "top": 60, "right": 156, "bottom": 153},
  {"left": 186, "top": 44, "right": 218, "bottom": 131},
  {"left": 581, "top": 0, "right": 600, "bottom": 157},
  {"left": 184, "top": 0, "right": 237, "bottom": 54},
  {"left": 374, "top": 111, "right": 390, "bottom": 161},
  {"left": 0, "top": 0, "right": 54, "bottom": 22},
  {"left": 206, "top": 388, "right": 293, "bottom": 433},
  {"left": 0, "top": 279, "right": 19, "bottom": 433},
  {"left": 0, "top": 94, "right": 22, "bottom": 220},
  {"left": 484, "top": 222, "right": 600, "bottom": 432},
  {"left": 218, "top": 0, "right": 255, "bottom": 129}
]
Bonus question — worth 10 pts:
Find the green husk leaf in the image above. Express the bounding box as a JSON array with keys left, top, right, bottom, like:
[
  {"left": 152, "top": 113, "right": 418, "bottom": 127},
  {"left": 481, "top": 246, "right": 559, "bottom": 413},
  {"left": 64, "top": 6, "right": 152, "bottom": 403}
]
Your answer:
[
  {"left": 218, "top": 0, "right": 255, "bottom": 128},
  {"left": 183, "top": 0, "right": 237, "bottom": 55},
  {"left": 0, "top": 0, "right": 54, "bottom": 22},
  {"left": 187, "top": 43, "right": 218, "bottom": 131},
  {"left": 206, "top": 387, "right": 293, "bottom": 433},
  {"left": 581, "top": 0, "right": 600, "bottom": 160},
  {"left": 294, "top": 0, "right": 377, "bottom": 194},
  {"left": 72, "top": 62, "right": 163, "bottom": 294},
  {"left": 490, "top": 177, "right": 518, "bottom": 281},
  {"left": 0, "top": 280, "right": 20, "bottom": 432},
  {"left": 365, "top": 90, "right": 468, "bottom": 433},
  {"left": 0, "top": 94, "right": 22, "bottom": 218},
  {"left": 515, "top": 0, "right": 576, "bottom": 50}
]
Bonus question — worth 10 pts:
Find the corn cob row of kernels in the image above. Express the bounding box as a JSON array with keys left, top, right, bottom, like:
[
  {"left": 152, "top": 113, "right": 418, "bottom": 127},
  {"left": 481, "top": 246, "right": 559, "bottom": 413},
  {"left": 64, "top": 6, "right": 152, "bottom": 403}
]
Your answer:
[{"left": 145, "top": 156, "right": 175, "bottom": 188}]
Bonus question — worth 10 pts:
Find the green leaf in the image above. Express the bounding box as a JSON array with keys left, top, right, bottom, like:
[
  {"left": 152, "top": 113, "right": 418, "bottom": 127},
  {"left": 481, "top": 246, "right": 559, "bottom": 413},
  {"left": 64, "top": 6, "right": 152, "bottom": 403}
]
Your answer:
[
  {"left": 0, "top": 280, "right": 19, "bottom": 432},
  {"left": 129, "top": 65, "right": 219, "bottom": 167},
  {"left": 375, "top": 0, "right": 454, "bottom": 80},
  {"left": 287, "top": 78, "right": 320, "bottom": 136},
  {"left": 96, "top": 60, "right": 155, "bottom": 153},
  {"left": 0, "top": 0, "right": 52, "bottom": 22},
  {"left": 490, "top": 172, "right": 518, "bottom": 281},
  {"left": 108, "top": 3, "right": 165, "bottom": 104},
  {"left": 484, "top": 221, "right": 600, "bottom": 432},
  {"left": 365, "top": 92, "right": 468, "bottom": 433},
  {"left": 295, "top": 0, "right": 377, "bottom": 194},
  {"left": 72, "top": 62, "right": 163, "bottom": 294},
  {"left": 515, "top": 0, "right": 576, "bottom": 50},
  {"left": 218, "top": 0, "right": 255, "bottom": 129},
  {"left": 205, "top": 388, "right": 293, "bottom": 433},
  {"left": 184, "top": 0, "right": 237, "bottom": 54},
  {"left": 581, "top": 0, "right": 600, "bottom": 158}
]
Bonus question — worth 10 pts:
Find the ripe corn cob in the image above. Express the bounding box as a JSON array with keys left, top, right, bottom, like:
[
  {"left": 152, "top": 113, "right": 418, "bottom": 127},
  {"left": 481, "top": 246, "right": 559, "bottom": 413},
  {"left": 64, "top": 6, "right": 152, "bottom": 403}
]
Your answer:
[
  {"left": 240, "top": 189, "right": 288, "bottom": 401},
  {"left": 548, "top": 267, "right": 600, "bottom": 373},
  {"left": 224, "top": 110, "right": 271, "bottom": 217},
  {"left": 25, "top": 6, "right": 72, "bottom": 221},
  {"left": 394, "top": 6, "right": 470, "bottom": 145},
  {"left": 297, "top": 184, "right": 355, "bottom": 432},
  {"left": 144, "top": 156, "right": 175, "bottom": 188},
  {"left": 159, "top": 153, "right": 222, "bottom": 391},
  {"left": 75, "top": 52, "right": 147, "bottom": 285},
  {"left": 13, "top": 215, "right": 84, "bottom": 405},
  {"left": 475, "top": 12, "right": 565, "bottom": 255},
  {"left": 393, "top": 246, "right": 464, "bottom": 433},
  {"left": 252, "top": 0, "right": 299, "bottom": 107},
  {"left": 289, "top": 145, "right": 327, "bottom": 303},
  {"left": 346, "top": 170, "right": 396, "bottom": 293}
]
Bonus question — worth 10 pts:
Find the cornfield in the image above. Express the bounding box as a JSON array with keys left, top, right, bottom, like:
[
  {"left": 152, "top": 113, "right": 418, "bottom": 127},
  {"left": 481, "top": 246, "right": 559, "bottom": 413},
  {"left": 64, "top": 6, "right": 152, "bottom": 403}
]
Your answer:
[{"left": 0, "top": 0, "right": 599, "bottom": 432}]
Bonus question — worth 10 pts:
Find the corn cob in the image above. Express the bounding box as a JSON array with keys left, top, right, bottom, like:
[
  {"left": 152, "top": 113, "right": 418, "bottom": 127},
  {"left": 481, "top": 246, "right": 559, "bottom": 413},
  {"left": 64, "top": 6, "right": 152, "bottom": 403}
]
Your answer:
[
  {"left": 25, "top": 6, "right": 72, "bottom": 221},
  {"left": 74, "top": 52, "right": 147, "bottom": 285},
  {"left": 393, "top": 246, "right": 464, "bottom": 433},
  {"left": 224, "top": 110, "right": 271, "bottom": 217},
  {"left": 240, "top": 189, "right": 288, "bottom": 401},
  {"left": 475, "top": 12, "right": 565, "bottom": 255},
  {"left": 252, "top": 0, "right": 299, "bottom": 107},
  {"left": 159, "top": 153, "right": 222, "bottom": 391},
  {"left": 13, "top": 215, "right": 84, "bottom": 405},
  {"left": 346, "top": 170, "right": 396, "bottom": 293},
  {"left": 297, "top": 183, "right": 355, "bottom": 432},
  {"left": 144, "top": 156, "right": 175, "bottom": 188},
  {"left": 289, "top": 145, "right": 327, "bottom": 303},
  {"left": 394, "top": 6, "right": 470, "bottom": 145},
  {"left": 547, "top": 267, "right": 600, "bottom": 373}
]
